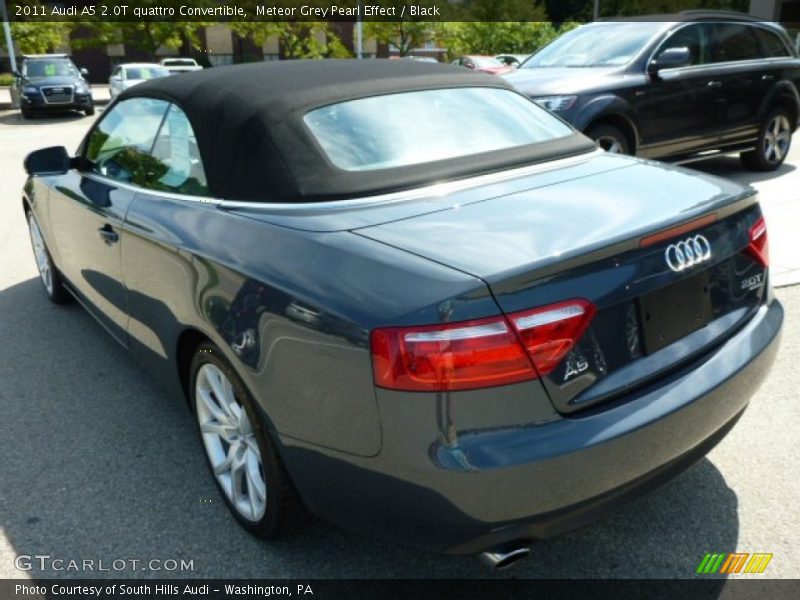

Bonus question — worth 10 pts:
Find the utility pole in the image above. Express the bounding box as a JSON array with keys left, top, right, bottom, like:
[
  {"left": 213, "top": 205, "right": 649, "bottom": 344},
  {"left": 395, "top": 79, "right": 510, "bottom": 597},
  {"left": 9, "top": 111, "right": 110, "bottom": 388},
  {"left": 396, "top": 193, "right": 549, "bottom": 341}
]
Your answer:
[
  {"left": 356, "top": 1, "right": 363, "bottom": 59},
  {"left": 0, "top": 0, "right": 17, "bottom": 73},
  {"left": 593, "top": 0, "right": 600, "bottom": 21}
]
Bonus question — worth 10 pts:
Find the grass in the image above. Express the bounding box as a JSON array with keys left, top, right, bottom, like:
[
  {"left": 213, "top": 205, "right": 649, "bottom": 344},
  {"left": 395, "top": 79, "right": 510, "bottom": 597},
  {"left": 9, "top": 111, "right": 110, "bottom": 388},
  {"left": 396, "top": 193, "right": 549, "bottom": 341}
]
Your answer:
[{"left": 0, "top": 73, "right": 15, "bottom": 86}]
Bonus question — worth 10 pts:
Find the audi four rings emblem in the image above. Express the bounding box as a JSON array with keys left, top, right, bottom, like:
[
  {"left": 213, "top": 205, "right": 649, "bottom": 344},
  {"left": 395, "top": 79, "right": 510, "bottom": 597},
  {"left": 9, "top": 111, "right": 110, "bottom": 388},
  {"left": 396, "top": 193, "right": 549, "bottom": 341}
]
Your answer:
[{"left": 664, "top": 235, "right": 712, "bottom": 272}]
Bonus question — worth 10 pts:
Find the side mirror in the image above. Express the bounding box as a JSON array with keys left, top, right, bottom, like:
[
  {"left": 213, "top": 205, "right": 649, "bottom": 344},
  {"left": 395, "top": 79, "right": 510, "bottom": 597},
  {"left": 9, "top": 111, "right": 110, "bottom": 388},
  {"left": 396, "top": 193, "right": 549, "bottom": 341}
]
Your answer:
[
  {"left": 648, "top": 47, "right": 692, "bottom": 76},
  {"left": 80, "top": 67, "right": 89, "bottom": 77},
  {"left": 24, "top": 146, "right": 71, "bottom": 176}
]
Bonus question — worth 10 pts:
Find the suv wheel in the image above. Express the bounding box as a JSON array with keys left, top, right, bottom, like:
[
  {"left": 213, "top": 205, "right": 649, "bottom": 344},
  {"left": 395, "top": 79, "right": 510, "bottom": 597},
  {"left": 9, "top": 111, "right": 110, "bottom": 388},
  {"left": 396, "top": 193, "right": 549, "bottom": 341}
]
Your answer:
[
  {"left": 741, "top": 108, "right": 793, "bottom": 171},
  {"left": 21, "top": 107, "right": 34, "bottom": 120},
  {"left": 586, "top": 123, "right": 630, "bottom": 155},
  {"left": 84, "top": 107, "right": 95, "bottom": 117},
  {"left": 190, "top": 342, "right": 310, "bottom": 538}
]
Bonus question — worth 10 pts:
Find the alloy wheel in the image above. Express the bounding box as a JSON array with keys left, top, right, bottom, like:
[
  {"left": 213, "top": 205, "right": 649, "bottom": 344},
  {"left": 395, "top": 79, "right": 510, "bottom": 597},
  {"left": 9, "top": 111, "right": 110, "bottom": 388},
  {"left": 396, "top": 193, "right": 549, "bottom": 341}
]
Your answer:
[
  {"left": 28, "top": 215, "right": 53, "bottom": 295},
  {"left": 763, "top": 114, "right": 791, "bottom": 163},
  {"left": 195, "top": 363, "right": 267, "bottom": 522},
  {"left": 595, "top": 135, "right": 623, "bottom": 154}
]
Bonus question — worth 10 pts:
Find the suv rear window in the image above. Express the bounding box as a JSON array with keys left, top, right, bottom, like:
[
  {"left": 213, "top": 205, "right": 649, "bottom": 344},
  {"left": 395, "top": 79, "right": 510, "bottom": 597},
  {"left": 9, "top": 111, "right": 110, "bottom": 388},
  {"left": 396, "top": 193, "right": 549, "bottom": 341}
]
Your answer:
[
  {"left": 753, "top": 27, "right": 791, "bottom": 57},
  {"left": 303, "top": 88, "right": 573, "bottom": 172},
  {"left": 713, "top": 24, "right": 762, "bottom": 62}
]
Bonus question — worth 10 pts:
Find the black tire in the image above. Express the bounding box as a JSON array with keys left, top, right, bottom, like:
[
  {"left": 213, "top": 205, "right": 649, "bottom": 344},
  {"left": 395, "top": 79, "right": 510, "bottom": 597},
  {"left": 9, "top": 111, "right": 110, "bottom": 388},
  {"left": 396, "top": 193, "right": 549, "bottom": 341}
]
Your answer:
[
  {"left": 26, "top": 212, "right": 72, "bottom": 304},
  {"left": 586, "top": 123, "right": 631, "bottom": 155},
  {"left": 21, "top": 107, "right": 34, "bottom": 120},
  {"left": 84, "top": 106, "right": 95, "bottom": 117},
  {"left": 190, "top": 342, "right": 310, "bottom": 539},
  {"left": 741, "top": 107, "right": 793, "bottom": 171}
]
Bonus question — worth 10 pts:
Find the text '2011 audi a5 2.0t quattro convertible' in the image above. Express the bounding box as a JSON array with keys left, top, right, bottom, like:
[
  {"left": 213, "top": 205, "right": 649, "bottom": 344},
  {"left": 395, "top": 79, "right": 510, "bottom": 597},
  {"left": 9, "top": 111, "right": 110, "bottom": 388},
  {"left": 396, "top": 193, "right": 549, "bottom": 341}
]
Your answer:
[{"left": 22, "top": 61, "right": 783, "bottom": 569}]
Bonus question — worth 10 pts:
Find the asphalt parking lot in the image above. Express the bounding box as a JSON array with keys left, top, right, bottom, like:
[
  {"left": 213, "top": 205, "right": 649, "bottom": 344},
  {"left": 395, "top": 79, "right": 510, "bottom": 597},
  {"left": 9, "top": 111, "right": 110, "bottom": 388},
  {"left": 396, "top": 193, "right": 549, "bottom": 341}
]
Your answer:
[{"left": 0, "top": 109, "right": 798, "bottom": 579}]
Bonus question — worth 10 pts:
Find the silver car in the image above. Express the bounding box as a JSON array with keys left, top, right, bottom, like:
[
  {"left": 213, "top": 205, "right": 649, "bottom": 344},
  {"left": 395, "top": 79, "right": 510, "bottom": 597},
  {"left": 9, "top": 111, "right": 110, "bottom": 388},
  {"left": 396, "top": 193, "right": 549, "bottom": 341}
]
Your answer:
[{"left": 109, "top": 63, "right": 170, "bottom": 98}]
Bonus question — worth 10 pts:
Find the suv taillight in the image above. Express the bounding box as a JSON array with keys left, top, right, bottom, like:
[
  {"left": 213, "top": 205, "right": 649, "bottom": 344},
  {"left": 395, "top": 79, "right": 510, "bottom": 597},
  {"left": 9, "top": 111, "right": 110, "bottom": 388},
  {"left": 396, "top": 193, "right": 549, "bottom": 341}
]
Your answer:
[
  {"left": 747, "top": 216, "right": 769, "bottom": 267},
  {"left": 371, "top": 299, "right": 595, "bottom": 392}
]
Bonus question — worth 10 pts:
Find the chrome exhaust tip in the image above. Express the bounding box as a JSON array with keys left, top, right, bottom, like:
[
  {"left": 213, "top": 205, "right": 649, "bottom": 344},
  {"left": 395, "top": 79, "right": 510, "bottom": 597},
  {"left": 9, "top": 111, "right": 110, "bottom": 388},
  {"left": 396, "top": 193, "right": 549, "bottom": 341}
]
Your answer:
[{"left": 479, "top": 544, "right": 531, "bottom": 570}]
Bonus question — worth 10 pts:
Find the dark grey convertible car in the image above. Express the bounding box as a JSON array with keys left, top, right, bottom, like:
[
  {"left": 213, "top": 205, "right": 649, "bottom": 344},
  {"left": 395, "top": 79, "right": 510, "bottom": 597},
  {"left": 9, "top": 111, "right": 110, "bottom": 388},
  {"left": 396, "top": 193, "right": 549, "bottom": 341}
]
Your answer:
[{"left": 23, "top": 61, "right": 782, "bottom": 569}]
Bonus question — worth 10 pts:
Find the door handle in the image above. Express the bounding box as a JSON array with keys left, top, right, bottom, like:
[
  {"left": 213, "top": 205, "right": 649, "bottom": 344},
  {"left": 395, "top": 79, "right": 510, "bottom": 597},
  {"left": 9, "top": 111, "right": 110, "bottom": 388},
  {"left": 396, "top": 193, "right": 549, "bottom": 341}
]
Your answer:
[
  {"left": 762, "top": 74, "right": 775, "bottom": 81},
  {"left": 97, "top": 224, "right": 119, "bottom": 245},
  {"left": 707, "top": 80, "right": 722, "bottom": 88}
]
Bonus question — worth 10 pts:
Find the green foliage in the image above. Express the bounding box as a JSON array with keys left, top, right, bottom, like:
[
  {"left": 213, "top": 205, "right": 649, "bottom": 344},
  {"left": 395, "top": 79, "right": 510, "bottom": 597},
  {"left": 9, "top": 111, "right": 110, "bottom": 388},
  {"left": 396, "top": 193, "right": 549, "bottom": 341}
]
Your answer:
[
  {"left": 440, "top": 22, "right": 574, "bottom": 59},
  {"left": 0, "top": 73, "right": 16, "bottom": 86},
  {"left": 72, "top": 1, "right": 213, "bottom": 55},
  {"left": 71, "top": 21, "right": 208, "bottom": 55},
  {"left": 364, "top": 21, "right": 443, "bottom": 56},
  {"left": 0, "top": 1, "right": 71, "bottom": 54},
  {"left": 231, "top": 22, "right": 351, "bottom": 59}
]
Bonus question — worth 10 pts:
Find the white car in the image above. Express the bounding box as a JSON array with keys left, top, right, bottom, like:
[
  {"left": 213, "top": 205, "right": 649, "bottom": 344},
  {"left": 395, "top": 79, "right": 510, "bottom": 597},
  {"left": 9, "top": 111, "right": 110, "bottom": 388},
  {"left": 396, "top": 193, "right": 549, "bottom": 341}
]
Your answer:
[
  {"left": 159, "top": 58, "right": 203, "bottom": 74},
  {"left": 109, "top": 63, "right": 170, "bottom": 98}
]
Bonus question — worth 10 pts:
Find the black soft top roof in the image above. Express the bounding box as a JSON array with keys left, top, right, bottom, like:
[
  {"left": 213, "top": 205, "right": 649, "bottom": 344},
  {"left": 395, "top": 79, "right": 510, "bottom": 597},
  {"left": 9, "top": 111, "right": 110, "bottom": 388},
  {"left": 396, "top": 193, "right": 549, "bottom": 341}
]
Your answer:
[{"left": 120, "top": 60, "right": 594, "bottom": 202}]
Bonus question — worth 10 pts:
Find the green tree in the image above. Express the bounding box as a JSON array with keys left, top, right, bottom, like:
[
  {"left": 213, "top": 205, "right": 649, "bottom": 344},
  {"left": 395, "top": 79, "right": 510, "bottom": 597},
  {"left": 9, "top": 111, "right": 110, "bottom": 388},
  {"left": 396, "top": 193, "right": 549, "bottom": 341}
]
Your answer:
[
  {"left": 440, "top": 21, "right": 574, "bottom": 59},
  {"left": 73, "top": 1, "right": 212, "bottom": 56},
  {"left": 364, "top": 21, "right": 442, "bottom": 56},
  {"left": 0, "top": 1, "right": 71, "bottom": 55},
  {"left": 231, "top": 22, "right": 351, "bottom": 59}
]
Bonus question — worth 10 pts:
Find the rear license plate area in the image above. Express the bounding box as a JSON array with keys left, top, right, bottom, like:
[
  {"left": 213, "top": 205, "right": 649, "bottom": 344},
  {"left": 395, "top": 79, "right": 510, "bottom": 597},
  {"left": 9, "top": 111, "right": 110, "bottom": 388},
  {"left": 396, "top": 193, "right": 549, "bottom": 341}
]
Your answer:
[{"left": 638, "top": 271, "right": 712, "bottom": 355}]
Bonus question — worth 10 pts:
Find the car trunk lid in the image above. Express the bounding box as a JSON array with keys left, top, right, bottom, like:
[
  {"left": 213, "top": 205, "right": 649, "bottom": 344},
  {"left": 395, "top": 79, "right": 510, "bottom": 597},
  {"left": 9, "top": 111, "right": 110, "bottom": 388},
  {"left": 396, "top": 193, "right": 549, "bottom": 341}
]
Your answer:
[{"left": 354, "top": 160, "right": 767, "bottom": 413}]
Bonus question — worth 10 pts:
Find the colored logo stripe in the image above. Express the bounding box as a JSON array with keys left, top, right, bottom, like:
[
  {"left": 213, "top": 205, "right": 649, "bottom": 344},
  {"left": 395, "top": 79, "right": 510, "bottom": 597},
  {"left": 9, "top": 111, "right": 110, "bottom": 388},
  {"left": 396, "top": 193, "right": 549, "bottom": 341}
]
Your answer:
[{"left": 697, "top": 553, "right": 773, "bottom": 574}]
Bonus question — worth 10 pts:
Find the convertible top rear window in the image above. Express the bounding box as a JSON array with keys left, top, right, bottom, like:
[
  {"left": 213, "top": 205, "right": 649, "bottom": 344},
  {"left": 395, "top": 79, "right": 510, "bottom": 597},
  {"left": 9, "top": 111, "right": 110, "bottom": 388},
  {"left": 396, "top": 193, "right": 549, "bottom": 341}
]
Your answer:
[
  {"left": 304, "top": 88, "right": 573, "bottom": 172},
  {"left": 118, "top": 60, "right": 596, "bottom": 202}
]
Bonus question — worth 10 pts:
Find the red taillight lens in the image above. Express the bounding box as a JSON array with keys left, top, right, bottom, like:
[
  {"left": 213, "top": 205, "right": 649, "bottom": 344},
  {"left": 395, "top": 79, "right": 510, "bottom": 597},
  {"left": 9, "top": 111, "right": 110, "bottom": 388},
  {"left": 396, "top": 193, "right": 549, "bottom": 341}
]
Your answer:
[
  {"left": 371, "top": 316, "right": 536, "bottom": 392},
  {"left": 508, "top": 299, "right": 596, "bottom": 376},
  {"left": 371, "top": 298, "right": 596, "bottom": 392},
  {"left": 747, "top": 216, "right": 769, "bottom": 267}
]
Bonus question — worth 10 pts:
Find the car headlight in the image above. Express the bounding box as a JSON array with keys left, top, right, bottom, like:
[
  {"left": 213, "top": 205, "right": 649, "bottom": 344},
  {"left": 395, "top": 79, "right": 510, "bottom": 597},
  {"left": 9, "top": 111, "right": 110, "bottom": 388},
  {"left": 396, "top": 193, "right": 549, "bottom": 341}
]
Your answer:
[
  {"left": 75, "top": 82, "right": 90, "bottom": 93},
  {"left": 22, "top": 86, "right": 39, "bottom": 94},
  {"left": 533, "top": 95, "right": 578, "bottom": 112}
]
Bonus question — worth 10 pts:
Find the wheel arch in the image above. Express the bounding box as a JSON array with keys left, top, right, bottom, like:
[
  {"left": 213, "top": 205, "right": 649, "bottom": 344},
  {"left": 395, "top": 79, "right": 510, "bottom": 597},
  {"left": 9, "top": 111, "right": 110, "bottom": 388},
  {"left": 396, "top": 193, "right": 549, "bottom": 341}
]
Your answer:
[
  {"left": 772, "top": 93, "right": 799, "bottom": 131},
  {"left": 585, "top": 113, "right": 640, "bottom": 154},
  {"left": 762, "top": 81, "right": 800, "bottom": 130},
  {"left": 175, "top": 327, "right": 213, "bottom": 409}
]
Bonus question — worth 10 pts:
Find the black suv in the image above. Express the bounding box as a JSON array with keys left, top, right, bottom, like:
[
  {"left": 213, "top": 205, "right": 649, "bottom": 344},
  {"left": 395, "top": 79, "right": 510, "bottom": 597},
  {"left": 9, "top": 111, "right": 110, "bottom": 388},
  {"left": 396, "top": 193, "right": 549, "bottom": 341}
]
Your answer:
[
  {"left": 10, "top": 54, "right": 94, "bottom": 119},
  {"left": 505, "top": 12, "right": 800, "bottom": 170}
]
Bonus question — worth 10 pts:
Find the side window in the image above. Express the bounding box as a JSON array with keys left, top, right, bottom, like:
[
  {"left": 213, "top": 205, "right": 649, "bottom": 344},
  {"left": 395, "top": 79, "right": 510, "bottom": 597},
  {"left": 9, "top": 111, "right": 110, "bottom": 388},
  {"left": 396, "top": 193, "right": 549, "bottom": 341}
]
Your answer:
[
  {"left": 713, "top": 24, "right": 762, "bottom": 62},
  {"left": 656, "top": 24, "right": 712, "bottom": 65},
  {"left": 84, "top": 98, "right": 169, "bottom": 186},
  {"left": 753, "top": 27, "right": 791, "bottom": 57},
  {"left": 146, "top": 105, "right": 209, "bottom": 196}
]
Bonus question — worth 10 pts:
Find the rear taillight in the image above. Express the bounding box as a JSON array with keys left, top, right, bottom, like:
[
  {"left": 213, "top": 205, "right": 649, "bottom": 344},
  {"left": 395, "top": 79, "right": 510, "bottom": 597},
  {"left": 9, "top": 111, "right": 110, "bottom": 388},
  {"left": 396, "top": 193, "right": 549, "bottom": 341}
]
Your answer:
[
  {"left": 508, "top": 299, "right": 596, "bottom": 376},
  {"left": 747, "top": 216, "right": 769, "bottom": 267},
  {"left": 371, "top": 299, "right": 595, "bottom": 392}
]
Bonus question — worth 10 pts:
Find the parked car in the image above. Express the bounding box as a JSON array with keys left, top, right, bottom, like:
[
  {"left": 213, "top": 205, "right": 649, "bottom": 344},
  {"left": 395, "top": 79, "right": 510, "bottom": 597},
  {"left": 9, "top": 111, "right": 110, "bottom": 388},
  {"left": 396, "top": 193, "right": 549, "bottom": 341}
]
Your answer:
[
  {"left": 22, "top": 60, "right": 782, "bottom": 569},
  {"left": 452, "top": 55, "right": 514, "bottom": 75},
  {"left": 504, "top": 11, "right": 800, "bottom": 170},
  {"left": 9, "top": 54, "right": 94, "bottom": 119},
  {"left": 109, "top": 63, "right": 170, "bottom": 98},
  {"left": 495, "top": 53, "right": 531, "bottom": 67},
  {"left": 399, "top": 55, "right": 439, "bottom": 63},
  {"left": 159, "top": 57, "right": 203, "bottom": 74}
]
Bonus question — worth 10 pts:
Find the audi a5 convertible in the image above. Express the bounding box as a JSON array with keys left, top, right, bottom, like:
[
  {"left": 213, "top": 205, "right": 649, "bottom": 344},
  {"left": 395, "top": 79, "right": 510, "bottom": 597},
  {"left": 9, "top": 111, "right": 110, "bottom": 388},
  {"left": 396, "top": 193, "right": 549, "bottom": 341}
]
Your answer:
[{"left": 22, "top": 61, "right": 782, "bottom": 569}]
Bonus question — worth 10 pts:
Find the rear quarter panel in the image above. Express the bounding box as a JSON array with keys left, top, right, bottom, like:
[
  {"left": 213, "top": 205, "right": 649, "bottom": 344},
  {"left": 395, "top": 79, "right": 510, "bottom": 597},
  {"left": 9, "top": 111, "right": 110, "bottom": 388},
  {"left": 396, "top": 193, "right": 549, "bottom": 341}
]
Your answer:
[{"left": 120, "top": 192, "right": 499, "bottom": 457}]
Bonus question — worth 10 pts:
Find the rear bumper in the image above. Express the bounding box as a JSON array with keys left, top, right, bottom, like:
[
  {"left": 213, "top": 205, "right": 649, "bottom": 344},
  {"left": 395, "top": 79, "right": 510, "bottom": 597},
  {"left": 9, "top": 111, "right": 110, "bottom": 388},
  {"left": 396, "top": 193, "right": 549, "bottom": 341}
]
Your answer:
[{"left": 279, "top": 298, "right": 783, "bottom": 554}]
